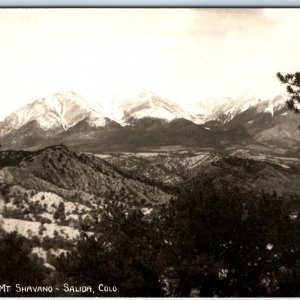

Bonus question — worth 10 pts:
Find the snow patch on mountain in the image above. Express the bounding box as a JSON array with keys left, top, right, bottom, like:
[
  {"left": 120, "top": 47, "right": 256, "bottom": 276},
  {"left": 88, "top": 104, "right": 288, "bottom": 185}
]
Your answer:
[
  {"left": 117, "top": 90, "right": 194, "bottom": 124},
  {"left": 191, "top": 94, "right": 287, "bottom": 124},
  {"left": 256, "top": 95, "right": 286, "bottom": 116},
  {"left": 0, "top": 91, "right": 107, "bottom": 137}
]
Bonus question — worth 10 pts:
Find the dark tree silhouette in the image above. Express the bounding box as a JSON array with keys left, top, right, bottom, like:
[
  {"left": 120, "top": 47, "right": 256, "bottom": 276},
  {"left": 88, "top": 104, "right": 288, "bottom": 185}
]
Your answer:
[
  {"left": 158, "top": 176, "right": 300, "bottom": 297},
  {"left": 277, "top": 72, "right": 300, "bottom": 113},
  {"left": 0, "top": 230, "right": 48, "bottom": 296},
  {"left": 52, "top": 177, "right": 300, "bottom": 297},
  {"left": 53, "top": 203, "right": 165, "bottom": 297}
]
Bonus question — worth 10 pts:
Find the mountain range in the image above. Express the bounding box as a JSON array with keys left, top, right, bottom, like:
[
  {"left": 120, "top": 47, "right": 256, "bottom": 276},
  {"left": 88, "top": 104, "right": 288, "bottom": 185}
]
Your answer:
[{"left": 0, "top": 90, "right": 299, "bottom": 154}]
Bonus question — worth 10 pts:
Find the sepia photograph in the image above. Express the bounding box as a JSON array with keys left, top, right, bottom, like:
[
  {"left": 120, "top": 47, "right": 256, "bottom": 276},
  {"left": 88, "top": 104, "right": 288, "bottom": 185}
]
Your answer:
[{"left": 0, "top": 8, "right": 300, "bottom": 297}]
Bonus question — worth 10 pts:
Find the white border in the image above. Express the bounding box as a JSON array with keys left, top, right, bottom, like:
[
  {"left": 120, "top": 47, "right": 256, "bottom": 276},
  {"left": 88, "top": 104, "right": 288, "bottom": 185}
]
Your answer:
[
  {"left": 0, "top": 0, "right": 299, "bottom": 7},
  {"left": 1, "top": 4, "right": 297, "bottom": 300}
]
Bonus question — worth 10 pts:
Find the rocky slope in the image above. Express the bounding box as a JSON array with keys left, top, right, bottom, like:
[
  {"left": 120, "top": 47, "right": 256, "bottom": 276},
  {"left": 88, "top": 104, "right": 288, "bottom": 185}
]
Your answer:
[
  {"left": 105, "top": 150, "right": 300, "bottom": 197},
  {"left": 0, "top": 144, "right": 175, "bottom": 269}
]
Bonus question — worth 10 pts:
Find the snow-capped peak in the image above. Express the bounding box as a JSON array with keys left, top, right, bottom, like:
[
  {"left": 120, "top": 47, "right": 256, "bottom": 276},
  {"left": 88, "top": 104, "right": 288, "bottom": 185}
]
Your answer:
[
  {"left": 256, "top": 95, "right": 286, "bottom": 116},
  {"left": 0, "top": 91, "right": 107, "bottom": 136},
  {"left": 191, "top": 94, "right": 287, "bottom": 124},
  {"left": 115, "top": 89, "right": 194, "bottom": 124}
]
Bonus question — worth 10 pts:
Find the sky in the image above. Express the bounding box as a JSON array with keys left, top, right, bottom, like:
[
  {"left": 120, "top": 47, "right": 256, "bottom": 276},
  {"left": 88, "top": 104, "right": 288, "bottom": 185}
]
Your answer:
[{"left": 0, "top": 8, "right": 300, "bottom": 120}]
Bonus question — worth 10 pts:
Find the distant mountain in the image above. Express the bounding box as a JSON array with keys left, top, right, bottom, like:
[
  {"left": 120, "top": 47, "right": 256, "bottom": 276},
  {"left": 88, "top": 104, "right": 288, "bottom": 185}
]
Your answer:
[
  {"left": 201, "top": 95, "right": 300, "bottom": 149},
  {"left": 254, "top": 108, "right": 300, "bottom": 148},
  {"left": 0, "top": 91, "right": 107, "bottom": 137},
  {"left": 118, "top": 90, "right": 194, "bottom": 124},
  {"left": 193, "top": 95, "right": 286, "bottom": 124},
  {"left": 0, "top": 90, "right": 298, "bottom": 153}
]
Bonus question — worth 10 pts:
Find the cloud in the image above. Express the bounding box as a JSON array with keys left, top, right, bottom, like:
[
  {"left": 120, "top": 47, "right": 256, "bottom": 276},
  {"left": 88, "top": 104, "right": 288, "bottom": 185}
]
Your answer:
[{"left": 191, "top": 9, "right": 276, "bottom": 37}]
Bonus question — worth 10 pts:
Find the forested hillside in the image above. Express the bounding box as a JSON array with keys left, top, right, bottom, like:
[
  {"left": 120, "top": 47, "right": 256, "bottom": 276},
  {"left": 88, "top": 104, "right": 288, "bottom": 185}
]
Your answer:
[{"left": 0, "top": 145, "right": 299, "bottom": 296}]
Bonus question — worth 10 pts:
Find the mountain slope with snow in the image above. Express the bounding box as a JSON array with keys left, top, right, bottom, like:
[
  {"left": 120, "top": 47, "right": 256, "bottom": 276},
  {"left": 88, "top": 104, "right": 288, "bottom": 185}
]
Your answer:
[
  {"left": 0, "top": 91, "right": 107, "bottom": 137},
  {"left": 117, "top": 90, "right": 194, "bottom": 124},
  {"left": 192, "top": 95, "right": 287, "bottom": 124},
  {"left": 0, "top": 90, "right": 298, "bottom": 153}
]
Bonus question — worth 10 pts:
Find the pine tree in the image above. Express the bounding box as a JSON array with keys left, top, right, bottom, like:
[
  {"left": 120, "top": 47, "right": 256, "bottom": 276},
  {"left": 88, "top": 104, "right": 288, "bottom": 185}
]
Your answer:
[
  {"left": 53, "top": 203, "right": 165, "bottom": 297},
  {"left": 0, "top": 230, "right": 47, "bottom": 296},
  {"left": 277, "top": 72, "right": 300, "bottom": 113},
  {"left": 159, "top": 176, "right": 300, "bottom": 297}
]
